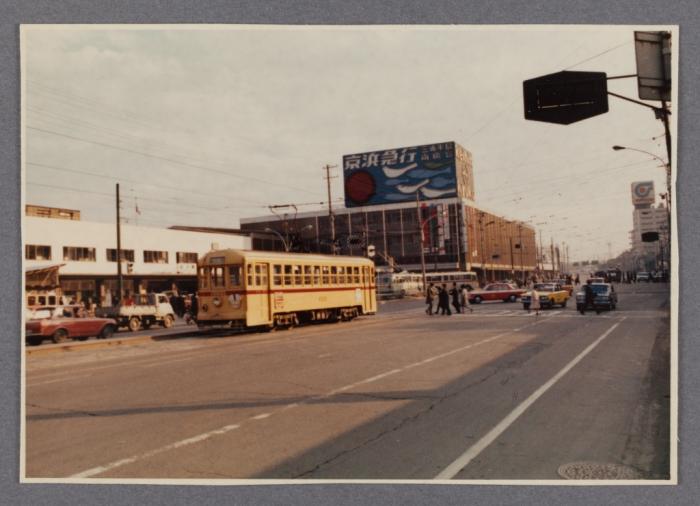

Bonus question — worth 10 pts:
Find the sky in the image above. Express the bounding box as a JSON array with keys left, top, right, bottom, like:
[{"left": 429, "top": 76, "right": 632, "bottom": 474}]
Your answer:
[{"left": 22, "top": 25, "right": 675, "bottom": 263}]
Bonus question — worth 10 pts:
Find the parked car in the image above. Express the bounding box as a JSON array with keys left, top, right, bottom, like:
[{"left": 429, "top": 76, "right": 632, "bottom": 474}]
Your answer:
[
  {"left": 576, "top": 283, "right": 618, "bottom": 312},
  {"left": 468, "top": 283, "right": 527, "bottom": 304},
  {"left": 25, "top": 305, "right": 118, "bottom": 346},
  {"left": 521, "top": 283, "right": 570, "bottom": 310},
  {"left": 95, "top": 292, "right": 176, "bottom": 331}
]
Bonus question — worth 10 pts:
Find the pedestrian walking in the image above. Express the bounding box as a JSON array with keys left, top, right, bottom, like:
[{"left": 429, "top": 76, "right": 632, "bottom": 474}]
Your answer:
[
  {"left": 574, "top": 274, "right": 580, "bottom": 286},
  {"left": 425, "top": 283, "right": 436, "bottom": 315},
  {"left": 438, "top": 284, "right": 451, "bottom": 315},
  {"left": 529, "top": 286, "right": 541, "bottom": 316},
  {"left": 460, "top": 284, "right": 473, "bottom": 313},
  {"left": 450, "top": 282, "right": 461, "bottom": 314}
]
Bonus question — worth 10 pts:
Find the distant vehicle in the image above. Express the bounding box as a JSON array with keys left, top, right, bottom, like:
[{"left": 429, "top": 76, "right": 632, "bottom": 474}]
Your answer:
[
  {"left": 652, "top": 271, "right": 666, "bottom": 282},
  {"left": 424, "top": 271, "right": 479, "bottom": 291},
  {"left": 376, "top": 271, "right": 423, "bottom": 299},
  {"left": 555, "top": 279, "right": 574, "bottom": 295},
  {"left": 95, "top": 293, "right": 176, "bottom": 332},
  {"left": 522, "top": 283, "right": 569, "bottom": 310},
  {"left": 588, "top": 277, "right": 606, "bottom": 284},
  {"left": 468, "top": 283, "right": 526, "bottom": 304},
  {"left": 636, "top": 272, "right": 650, "bottom": 282},
  {"left": 576, "top": 283, "right": 618, "bottom": 312},
  {"left": 25, "top": 305, "right": 118, "bottom": 346},
  {"left": 606, "top": 269, "right": 622, "bottom": 282}
]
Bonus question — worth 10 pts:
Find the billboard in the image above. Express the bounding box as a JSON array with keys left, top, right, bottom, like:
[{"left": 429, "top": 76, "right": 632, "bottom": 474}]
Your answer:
[
  {"left": 343, "top": 142, "right": 458, "bottom": 207},
  {"left": 631, "top": 181, "right": 655, "bottom": 207}
]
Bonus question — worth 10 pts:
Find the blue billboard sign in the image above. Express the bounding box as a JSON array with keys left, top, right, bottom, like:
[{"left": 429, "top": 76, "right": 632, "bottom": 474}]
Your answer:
[{"left": 343, "top": 142, "right": 457, "bottom": 207}]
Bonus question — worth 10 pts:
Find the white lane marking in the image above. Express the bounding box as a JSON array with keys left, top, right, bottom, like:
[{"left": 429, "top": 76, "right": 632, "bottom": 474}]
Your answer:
[
  {"left": 435, "top": 317, "right": 626, "bottom": 480},
  {"left": 70, "top": 319, "right": 547, "bottom": 478},
  {"left": 71, "top": 424, "right": 241, "bottom": 478},
  {"left": 317, "top": 353, "right": 332, "bottom": 358}
]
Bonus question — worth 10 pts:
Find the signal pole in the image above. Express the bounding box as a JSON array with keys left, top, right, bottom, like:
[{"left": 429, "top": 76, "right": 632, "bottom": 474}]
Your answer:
[
  {"left": 323, "top": 164, "right": 337, "bottom": 254},
  {"left": 416, "top": 192, "right": 427, "bottom": 295},
  {"left": 116, "top": 183, "right": 123, "bottom": 303}
]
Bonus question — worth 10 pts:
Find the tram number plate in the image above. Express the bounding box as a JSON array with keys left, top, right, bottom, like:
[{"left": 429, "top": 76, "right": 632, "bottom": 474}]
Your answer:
[{"left": 273, "top": 292, "right": 285, "bottom": 309}]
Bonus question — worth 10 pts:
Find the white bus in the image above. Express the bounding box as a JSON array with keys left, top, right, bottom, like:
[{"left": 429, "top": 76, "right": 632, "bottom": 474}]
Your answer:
[
  {"left": 425, "top": 271, "right": 479, "bottom": 290},
  {"left": 376, "top": 271, "right": 424, "bottom": 299}
]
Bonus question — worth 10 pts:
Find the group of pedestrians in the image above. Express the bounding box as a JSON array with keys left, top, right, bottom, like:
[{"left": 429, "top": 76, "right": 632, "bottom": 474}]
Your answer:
[{"left": 425, "top": 282, "right": 473, "bottom": 316}]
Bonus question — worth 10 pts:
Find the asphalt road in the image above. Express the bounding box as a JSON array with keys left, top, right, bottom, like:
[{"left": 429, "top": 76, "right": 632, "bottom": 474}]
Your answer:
[{"left": 24, "top": 283, "right": 671, "bottom": 481}]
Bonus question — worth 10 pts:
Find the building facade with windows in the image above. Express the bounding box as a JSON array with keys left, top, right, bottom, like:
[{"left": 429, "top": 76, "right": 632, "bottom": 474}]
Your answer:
[
  {"left": 24, "top": 213, "right": 250, "bottom": 306},
  {"left": 241, "top": 141, "right": 539, "bottom": 284}
]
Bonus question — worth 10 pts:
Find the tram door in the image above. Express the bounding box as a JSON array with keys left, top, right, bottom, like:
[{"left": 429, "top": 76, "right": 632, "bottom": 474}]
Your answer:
[
  {"left": 255, "top": 263, "right": 270, "bottom": 324},
  {"left": 362, "top": 266, "right": 372, "bottom": 310}
]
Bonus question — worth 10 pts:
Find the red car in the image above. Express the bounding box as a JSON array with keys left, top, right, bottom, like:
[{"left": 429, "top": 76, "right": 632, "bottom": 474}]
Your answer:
[
  {"left": 468, "top": 283, "right": 526, "bottom": 304},
  {"left": 25, "top": 305, "right": 118, "bottom": 346}
]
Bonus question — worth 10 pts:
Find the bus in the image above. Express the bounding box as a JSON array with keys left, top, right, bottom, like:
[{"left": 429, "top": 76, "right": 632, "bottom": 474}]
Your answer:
[
  {"left": 376, "top": 271, "right": 424, "bottom": 299},
  {"left": 197, "top": 249, "right": 376, "bottom": 329},
  {"left": 425, "top": 271, "right": 479, "bottom": 290}
]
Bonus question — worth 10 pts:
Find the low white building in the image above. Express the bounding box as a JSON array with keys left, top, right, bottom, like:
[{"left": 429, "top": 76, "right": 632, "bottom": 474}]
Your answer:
[{"left": 24, "top": 213, "right": 250, "bottom": 305}]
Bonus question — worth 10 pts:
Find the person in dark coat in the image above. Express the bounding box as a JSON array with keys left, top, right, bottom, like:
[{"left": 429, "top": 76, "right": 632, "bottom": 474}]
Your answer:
[
  {"left": 580, "top": 279, "right": 596, "bottom": 315},
  {"left": 450, "top": 282, "right": 461, "bottom": 314},
  {"left": 425, "top": 283, "right": 436, "bottom": 315},
  {"left": 438, "top": 284, "right": 451, "bottom": 315}
]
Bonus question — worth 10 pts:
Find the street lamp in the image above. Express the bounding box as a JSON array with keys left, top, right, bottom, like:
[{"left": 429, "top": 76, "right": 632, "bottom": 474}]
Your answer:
[{"left": 612, "top": 144, "right": 672, "bottom": 272}]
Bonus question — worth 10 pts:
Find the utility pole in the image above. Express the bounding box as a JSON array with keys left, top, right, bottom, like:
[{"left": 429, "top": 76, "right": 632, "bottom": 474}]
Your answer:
[
  {"left": 116, "top": 183, "right": 123, "bottom": 304},
  {"left": 323, "top": 164, "right": 337, "bottom": 254},
  {"left": 416, "top": 192, "right": 427, "bottom": 295},
  {"left": 519, "top": 224, "right": 524, "bottom": 285}
]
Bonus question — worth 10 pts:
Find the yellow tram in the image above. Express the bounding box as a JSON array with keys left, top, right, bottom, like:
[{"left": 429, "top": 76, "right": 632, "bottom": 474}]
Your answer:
[{"left": 197, "top": 249, "right": 377, "bottom": 329}]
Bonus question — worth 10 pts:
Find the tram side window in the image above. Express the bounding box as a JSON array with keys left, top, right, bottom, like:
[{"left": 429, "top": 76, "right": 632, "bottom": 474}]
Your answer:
[
  {"left": 330, "top": 266, "right": 338, "bottom": 284},
  {"left": 337, "top": 266, "right": 346, "bottom": 285},
  {"left": 293, "top": 265, "right": 302, "bottom": 285},
  {"left": 259, "top": 264, "right": 268, "bottom": 287},
  {"left": 273, "top": 264, "right": 282, "bottom": 286},
  {"left": 313, "top": 266, "right": 321, "bottom": 285},
  {"left": 353, "top": 266, "right": 360, "bottom": 283},
  {"left": 211, "top": 266, "right": 225, "bottom": 288},
  {"left": 304, "top": 265, "right": 312, "bottom": 285},
  {"left": 254, "top": 264, "right": 262, "bottom": 286},
  {"left": 322, "top": 265, "right": 330, "bottom": 285},
  {"left": 284, "top": 265, "right": 292, "bottom": 285},
  {"left": 199, "top": 268, "right": 209, "bottom": 289},
  {"left": 229, "top": 266, "right": 242, "bottom": 286},
  {"left": 246, "top": 264, "right": 253, "bottom": 286}
]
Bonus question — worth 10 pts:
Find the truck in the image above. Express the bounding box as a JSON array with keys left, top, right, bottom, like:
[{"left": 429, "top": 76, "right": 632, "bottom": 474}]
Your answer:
[{"left": 96, "top": 293, "right": 176, "bottom": 332}]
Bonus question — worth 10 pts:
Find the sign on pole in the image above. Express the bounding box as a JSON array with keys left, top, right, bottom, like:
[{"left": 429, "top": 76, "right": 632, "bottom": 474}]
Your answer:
[
  {"left": 523, "top": 71, "right": 608, "bottom": 125},
  {"left": 634, "top": 31, "right": 671, "bottom": 102}
]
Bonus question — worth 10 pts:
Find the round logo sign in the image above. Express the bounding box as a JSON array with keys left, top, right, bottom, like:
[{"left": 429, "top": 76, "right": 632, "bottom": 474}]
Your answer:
[{"left": 345, "top": 170, "right": 376, "bottom": 205}]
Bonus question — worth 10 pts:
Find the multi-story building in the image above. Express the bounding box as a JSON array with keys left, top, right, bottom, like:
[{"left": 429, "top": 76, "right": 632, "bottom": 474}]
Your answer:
[
  {"left": 628, "top": 181, "right": 669, "bottom": 270},
  {"left": 241, "top": 141, "right": 539, "bottom": 283},
  {"left": 24, "top": 209, "right": 250, "bottom": 306}
]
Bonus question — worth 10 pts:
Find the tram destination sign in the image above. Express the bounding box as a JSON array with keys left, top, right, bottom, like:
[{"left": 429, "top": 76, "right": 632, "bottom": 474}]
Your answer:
[{"left": 343, "top": 142, "right": 459, "bottom": 208}]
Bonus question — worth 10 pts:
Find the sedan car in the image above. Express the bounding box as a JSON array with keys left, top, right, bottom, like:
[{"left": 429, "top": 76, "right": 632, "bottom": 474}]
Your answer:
[
  {"left": 468, "top": 283, "right": 527, "bottom": 304},
  {"left": 521, "top": 283, "right": 570, "bottom": 309},
  {"left": 575, "top": 283, "right": 618, "bottom": 313},
  {"left": 25, "top": 305, "right": 118, "bottom": 346}
]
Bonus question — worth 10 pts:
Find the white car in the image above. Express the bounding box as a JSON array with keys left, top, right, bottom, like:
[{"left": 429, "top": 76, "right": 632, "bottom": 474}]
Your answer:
[{"left": 636, "top": 272, "right": 650, "bottom": 282}]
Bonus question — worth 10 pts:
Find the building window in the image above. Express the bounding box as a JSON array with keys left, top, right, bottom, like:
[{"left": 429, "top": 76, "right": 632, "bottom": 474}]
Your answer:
[
  {"left": 177, "top": 252, "right": 198, "bottom": 264},
  {"left": 143, "top": 250, "right": 169, "bottom": 264},
  {"left": 106, "top": 249, "right": 135, "bottom": 262},
  {"left": 25, "top": 244, "right": 51, "bottom": 260},
  {"left": 63, "top": 246, "right": 96, "bottom": 262}
]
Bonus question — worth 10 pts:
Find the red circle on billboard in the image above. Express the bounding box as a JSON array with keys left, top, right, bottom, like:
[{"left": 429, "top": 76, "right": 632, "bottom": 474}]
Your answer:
[{"left": 345, "top": 170, "right": 376, "bottom": 205}]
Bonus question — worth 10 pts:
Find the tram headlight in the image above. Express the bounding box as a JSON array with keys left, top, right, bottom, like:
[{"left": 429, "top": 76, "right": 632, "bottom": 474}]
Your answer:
[{"left": 213, "top": 297, "right": 222, "bottom": 307}]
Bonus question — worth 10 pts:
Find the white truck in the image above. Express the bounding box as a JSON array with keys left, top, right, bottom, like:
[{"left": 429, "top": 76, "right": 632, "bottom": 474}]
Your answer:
[{"left": 96, "top": 293, "right": 176, "bottom": 332}]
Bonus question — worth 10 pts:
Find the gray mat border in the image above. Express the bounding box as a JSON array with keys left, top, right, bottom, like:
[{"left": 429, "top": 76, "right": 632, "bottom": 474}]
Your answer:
[{"left": 1, "top": 1, "right": 697, "bottom": 504}]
